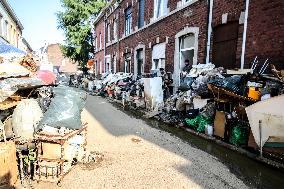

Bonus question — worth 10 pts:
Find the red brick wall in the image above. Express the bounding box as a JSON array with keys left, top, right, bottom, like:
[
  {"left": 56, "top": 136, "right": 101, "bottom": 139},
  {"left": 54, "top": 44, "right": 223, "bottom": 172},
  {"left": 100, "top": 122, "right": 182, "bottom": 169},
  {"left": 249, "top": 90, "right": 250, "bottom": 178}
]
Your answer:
[
  {"left": 106, "top": 0, "right": 208, "bottom": 74},
  {"left": 246, "top": 0, "right": 284, "bottom": 69},
  {"left": 47, "top": 44, "right": 77, "bottom": 73},
  {"left": 94, "top": 17, "right": 106, "bottom": 74},
  {"left": 99, "top": 0, "right": 284, "bottom": 74}
]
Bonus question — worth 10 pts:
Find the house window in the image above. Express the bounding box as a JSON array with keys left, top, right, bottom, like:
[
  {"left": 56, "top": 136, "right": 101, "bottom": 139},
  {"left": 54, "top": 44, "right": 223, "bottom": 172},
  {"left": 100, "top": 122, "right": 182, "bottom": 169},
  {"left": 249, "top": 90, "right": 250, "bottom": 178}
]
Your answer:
[
  {"left": 4, "top": 21, "right": 8, "bottom": 39},
  {"left": 136, "top": 49, "right": 143, "bottom": 76},
  {"left": 154, "top": 0, "right": 168, "bottom": 19},
  {"left": 113, "top": 20, "right": 118, "bottom": 41},
  {"left": 107, "top": 23, "right": 111, "bottom": 43},
  {"left": 99, "top": 33, "right": 102, "bottom": 49},
  {"left": 125, "top": 7, "right": 132, "bottom": 36},
  {"left": 0, "top": 15, "right": 2, "bottom": 36},
  {"left": 152, "top": 43, "right": 166, "bottom": 70},
  {"left": 94, "top": 36, "right": 97, "bottom": 51},
  {"left": 179, "top": 33, "right": 195, "bottom": 80},
  {"left": 124, "top": 53, "right": 131, "bottom": 73},
  {"left": 138, "top": 0, "right": 145, "bottom": 28},
  {"left": 112, "top": 55, "right": 117, "bottom": 73},
  {"left": 182, "top": 0, "right": 192, "bottom": 5},
  {"left": 9, "top": 25, "right": 12, "bottom": 42}
]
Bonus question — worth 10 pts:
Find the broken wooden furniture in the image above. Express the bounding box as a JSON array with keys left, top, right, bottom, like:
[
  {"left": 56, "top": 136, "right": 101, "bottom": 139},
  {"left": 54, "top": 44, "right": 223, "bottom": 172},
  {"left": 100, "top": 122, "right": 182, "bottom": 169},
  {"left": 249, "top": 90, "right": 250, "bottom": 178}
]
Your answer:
[
  {"left": 0, "top": 141, "right": 18, "bottom": 188},
  {"left": 33, "top": 123, "right": 88, "bottom": 185}
]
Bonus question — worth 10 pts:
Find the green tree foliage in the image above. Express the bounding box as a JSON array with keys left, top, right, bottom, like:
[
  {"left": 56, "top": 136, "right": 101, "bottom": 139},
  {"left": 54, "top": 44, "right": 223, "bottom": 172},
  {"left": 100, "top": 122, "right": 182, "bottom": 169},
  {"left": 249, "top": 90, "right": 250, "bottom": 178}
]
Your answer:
[{"left": 57, "top": 0, "right": 105, "bottom": 68}]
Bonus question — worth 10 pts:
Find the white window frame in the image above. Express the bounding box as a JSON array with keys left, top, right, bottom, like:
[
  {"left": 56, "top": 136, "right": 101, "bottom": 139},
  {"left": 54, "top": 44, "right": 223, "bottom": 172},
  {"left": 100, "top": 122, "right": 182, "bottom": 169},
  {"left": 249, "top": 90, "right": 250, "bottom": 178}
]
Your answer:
[
  {"left": 182, "top": 0, "right": 192, "bottom": 6},
  {"left": 152, "top": 43, "right": 166, "bottom": 71},
  {"left": 0, "top": 15, "right": 3, "bottom": 36},
  {"left": 107, "top": 23, "right": 111, "bottom": 43},
  {"left": 154, "top": 0, "right": 168, "bottom": 19},
  {"left": 113, "top": 20, "right": 118, "bottom": 41},
  {"left": 125, "top": 7, "right": 132, "bottom": 36}
]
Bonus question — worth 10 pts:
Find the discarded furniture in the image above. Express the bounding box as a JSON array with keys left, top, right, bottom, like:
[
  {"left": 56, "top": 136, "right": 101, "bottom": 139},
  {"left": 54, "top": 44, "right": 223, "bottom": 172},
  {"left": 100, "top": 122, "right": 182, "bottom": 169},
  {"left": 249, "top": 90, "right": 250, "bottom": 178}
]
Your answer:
[
  {"left": 0, "top": 141, "right": 18, "bottom": 187},
  {"left": 33, "top": 123, "right": 88, "bottom": 185}
]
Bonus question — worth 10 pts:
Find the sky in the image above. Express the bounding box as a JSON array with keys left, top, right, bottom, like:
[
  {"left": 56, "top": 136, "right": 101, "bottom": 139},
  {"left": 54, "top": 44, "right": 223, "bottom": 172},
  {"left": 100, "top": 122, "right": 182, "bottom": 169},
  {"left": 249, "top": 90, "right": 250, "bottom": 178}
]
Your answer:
[{"left": 9, "top": 0, "right": 65, "bottom": 51}]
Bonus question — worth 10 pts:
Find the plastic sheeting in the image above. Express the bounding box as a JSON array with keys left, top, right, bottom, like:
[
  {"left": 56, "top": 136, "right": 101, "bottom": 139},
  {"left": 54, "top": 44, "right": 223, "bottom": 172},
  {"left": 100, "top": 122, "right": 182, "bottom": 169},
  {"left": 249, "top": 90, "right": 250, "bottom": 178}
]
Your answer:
[
  {"left": 0, "top": 78, "right": 43, "bottom": 102},
  {"left": 12, "top": 99, "right": 43, "bottom": 140},
  {"left": 0, "top": 37, "right": 26, "bottom": 59},
  {"left": 35, "top": 70, "right": 56, "bottom": 85},
  {"left": 38, "top": 86, "right": 87, "bottom": 130},
  {"left": 209, "top": 75, "right": 244, "bottom": 95}
]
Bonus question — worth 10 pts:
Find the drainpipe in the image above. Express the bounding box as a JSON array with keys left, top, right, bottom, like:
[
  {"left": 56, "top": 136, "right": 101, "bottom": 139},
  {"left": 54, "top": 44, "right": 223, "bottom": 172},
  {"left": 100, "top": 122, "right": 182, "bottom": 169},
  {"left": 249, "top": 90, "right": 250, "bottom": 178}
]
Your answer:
[
  {"left": 241, "top": 0, "right": 250, "bottom": 69},
  {"left": 205, "top": 0, "right": 214, "bottom": 65}
]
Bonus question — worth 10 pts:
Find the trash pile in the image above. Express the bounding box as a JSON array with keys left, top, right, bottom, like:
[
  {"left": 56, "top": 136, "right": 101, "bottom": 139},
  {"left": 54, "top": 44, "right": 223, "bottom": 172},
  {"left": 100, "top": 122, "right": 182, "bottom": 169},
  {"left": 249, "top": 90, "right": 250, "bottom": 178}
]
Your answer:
[
  {"left": 91, "top": 59, "right": 284, "bottom": 162},
  {"left": 0, "top": 56, "right": 93, "bottom": 187},
  {"left": 94, "top": 72, "right": 145, "bottom": 109}
]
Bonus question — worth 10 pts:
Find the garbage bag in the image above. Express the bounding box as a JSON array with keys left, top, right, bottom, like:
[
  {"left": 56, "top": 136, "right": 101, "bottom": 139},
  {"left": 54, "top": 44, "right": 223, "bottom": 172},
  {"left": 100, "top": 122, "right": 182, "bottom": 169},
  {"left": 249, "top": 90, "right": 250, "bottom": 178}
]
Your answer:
[
  {"left": 229, "top": 122, "right": 249, "bottom": 146},
  {"left": 209, "top": 75, "right": 244, "bottom": 95},
  {"left": 185, "top": 115, "right": 212, "bottom": 133},
  {"left": 12, "top": 99, "right": 43, "bottom": 140},
  {"left": 38, "top": 86, "right": 87, "bottom": 130}
]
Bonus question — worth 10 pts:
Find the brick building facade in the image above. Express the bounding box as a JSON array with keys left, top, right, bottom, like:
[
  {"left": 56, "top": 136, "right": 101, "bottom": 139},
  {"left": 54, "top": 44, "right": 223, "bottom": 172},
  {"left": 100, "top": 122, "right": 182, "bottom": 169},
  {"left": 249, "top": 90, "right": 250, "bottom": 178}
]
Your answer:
[
  {"left": 47, "top": 43, "right": 78, "bottom": 73},
  {"left": 93, "top": 0, "right": 284, "bottom": 89}
]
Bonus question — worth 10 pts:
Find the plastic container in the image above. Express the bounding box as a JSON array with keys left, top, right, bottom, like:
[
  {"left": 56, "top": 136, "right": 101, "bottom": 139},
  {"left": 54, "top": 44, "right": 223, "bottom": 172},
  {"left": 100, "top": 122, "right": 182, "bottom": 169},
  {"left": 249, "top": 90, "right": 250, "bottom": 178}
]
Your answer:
[
  {"left": 248, "top": 87, "right": 261, "bottom": 100},
  {"left": 205, "top": 124, "right": 213, "bottom": 137}
]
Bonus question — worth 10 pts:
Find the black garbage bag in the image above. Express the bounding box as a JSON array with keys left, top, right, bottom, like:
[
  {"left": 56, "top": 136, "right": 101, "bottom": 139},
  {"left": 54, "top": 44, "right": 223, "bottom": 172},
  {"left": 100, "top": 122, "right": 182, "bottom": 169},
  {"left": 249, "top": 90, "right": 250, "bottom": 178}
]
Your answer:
[{"left": 209, "top": 75, "right": 244, "bottom": 95}]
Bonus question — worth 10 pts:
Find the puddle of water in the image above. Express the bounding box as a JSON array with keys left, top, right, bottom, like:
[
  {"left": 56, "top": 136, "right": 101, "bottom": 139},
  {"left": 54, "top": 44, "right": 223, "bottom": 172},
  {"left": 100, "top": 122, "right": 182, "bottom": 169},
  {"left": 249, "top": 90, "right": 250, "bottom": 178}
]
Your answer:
[{"left": 115, "top": 103, "right": 284, "bottom": 189}]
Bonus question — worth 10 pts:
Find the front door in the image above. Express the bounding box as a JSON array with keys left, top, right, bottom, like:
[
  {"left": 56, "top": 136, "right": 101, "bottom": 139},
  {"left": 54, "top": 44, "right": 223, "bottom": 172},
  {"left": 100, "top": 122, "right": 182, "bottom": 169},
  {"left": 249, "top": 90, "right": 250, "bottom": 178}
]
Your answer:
[{"left": 212, "top": 21, "right": 239, "bottom": 69}]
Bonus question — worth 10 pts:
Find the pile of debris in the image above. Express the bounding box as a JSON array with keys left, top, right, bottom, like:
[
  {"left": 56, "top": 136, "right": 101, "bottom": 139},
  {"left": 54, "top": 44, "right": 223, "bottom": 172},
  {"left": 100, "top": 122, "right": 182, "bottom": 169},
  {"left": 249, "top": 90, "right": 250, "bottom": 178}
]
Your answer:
[
  {"left": 92, "top": 60, "right": 284, "bottom": 163},
  {"left": 0, "top": 57, "right": 95, "bottom": 187},
  {"left": 94, "top": 73, "right": 145, "bottom": 109},
  {"left": 18, "top": 55, "right": 38, "bottom": 72}
]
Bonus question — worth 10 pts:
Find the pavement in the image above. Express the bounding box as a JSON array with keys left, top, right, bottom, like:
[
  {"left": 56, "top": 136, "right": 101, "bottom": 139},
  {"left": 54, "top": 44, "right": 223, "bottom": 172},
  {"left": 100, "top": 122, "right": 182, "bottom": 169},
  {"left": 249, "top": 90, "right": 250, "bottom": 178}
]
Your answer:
[{"left": 34, "top": 95, "right": 249, "bottom": 189}]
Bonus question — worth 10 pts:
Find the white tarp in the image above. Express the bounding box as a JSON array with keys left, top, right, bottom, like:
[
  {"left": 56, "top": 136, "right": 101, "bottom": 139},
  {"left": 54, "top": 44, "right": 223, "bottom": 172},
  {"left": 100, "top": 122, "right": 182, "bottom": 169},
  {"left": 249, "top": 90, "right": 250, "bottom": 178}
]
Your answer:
[{"left": 246, "top": 95, "right": 284, "bottom": 148}]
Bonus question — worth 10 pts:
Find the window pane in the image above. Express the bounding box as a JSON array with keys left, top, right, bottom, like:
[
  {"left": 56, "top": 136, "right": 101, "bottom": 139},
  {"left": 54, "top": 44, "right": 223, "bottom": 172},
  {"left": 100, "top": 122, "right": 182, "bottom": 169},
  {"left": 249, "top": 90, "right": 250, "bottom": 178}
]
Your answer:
[
  {"left": 138, "top": 0, "right": 145, "bottom": 28},
  {"left": 181, "top": 34, "right": 195, "bottom": 49},
  {"left": 125, "top": 7, "right": 132, "bottom": 35}
]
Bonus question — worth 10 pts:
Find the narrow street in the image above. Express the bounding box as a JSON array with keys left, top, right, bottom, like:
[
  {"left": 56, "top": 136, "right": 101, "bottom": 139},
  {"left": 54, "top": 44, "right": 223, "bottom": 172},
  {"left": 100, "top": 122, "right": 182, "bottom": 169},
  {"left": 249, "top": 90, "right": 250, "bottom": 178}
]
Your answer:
[{"left": 34, "top": 95, "right": 248, "bottom": 189}]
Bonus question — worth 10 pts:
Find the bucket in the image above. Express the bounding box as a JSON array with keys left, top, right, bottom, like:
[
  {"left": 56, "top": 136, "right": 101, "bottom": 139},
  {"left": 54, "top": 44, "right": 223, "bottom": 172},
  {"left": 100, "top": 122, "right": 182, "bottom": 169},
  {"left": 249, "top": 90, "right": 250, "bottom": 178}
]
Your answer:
[{"left": 248, "top": 87, "right": 261, "bottom": 100}]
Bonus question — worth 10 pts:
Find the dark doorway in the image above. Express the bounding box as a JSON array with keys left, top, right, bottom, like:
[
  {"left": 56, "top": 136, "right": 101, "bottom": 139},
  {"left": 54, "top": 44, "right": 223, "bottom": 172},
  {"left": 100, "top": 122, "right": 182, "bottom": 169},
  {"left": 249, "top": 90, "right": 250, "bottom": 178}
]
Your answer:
[
  {"left": 136, "top": 49, "right": 143, "bottom": 77},
  {"left": 212, "top": 21, "right": 239, "bottom": 69}
]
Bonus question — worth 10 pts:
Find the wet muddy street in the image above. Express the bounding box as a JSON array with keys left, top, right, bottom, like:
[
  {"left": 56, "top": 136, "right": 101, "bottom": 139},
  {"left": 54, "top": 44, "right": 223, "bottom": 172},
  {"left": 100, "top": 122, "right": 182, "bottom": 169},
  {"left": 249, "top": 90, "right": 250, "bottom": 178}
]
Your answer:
[{"left": 33, "top": 95, "right": 283, "bottom": 189}]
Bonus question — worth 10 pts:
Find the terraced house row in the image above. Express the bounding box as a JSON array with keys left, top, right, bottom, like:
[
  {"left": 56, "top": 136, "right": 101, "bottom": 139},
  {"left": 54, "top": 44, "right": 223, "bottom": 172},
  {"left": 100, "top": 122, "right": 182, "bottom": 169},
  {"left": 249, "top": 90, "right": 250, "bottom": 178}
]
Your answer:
[{"left": 93, "top": 0, "right": 283, "bottom": 91}]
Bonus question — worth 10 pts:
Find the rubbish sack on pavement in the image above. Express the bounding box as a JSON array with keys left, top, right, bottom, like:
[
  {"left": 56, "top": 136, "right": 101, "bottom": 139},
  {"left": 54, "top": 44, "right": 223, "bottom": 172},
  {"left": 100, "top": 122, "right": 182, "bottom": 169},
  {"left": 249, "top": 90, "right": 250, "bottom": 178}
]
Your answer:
[
  {"left": 38, "top": 86, "right": 87, "bottom": 130},
  {"left": 229, "top": 122, "right": 249, "bottom": 146},
  {"left": 185, "top": 115, "right": 212, "bottom": 133},
  {"left": 12, "top": 99, "right": 43, "bottom": 140}
]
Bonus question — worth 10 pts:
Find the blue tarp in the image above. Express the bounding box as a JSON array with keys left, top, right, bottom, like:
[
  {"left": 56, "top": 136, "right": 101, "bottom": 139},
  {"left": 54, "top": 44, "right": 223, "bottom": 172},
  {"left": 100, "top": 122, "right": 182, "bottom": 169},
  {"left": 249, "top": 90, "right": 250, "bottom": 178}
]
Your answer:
[{"left": 0, "top": 37, "right": 26, "bottom": 58}]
